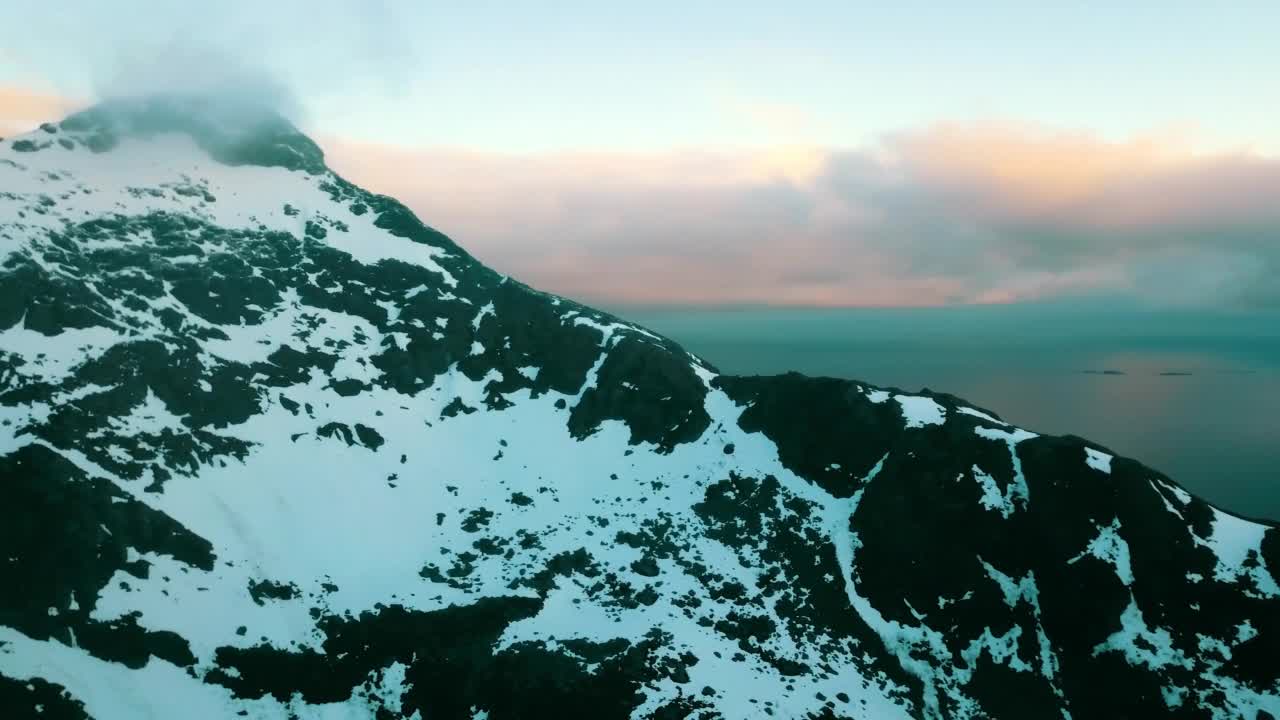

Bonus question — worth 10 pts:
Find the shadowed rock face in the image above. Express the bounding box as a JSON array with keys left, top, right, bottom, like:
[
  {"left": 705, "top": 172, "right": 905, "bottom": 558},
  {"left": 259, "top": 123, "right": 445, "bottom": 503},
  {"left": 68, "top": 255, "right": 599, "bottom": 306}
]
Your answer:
[{"left": 1, "top": 101, "right": 1277, "bottom": 720}]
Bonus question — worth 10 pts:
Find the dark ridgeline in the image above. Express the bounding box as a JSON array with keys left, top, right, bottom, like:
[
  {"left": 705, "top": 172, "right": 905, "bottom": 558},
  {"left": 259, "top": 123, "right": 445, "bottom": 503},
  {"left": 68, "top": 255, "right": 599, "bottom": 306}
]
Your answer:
[{"left": 1, "top": 98, "right": 1276, "bottom": 719}]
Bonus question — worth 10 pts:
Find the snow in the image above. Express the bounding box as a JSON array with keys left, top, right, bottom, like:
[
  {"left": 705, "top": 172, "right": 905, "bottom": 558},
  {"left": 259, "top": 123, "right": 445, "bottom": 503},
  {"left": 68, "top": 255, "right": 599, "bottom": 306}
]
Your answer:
[
  {"left": 956, "top": 406, "right": 1005, "bottom": 425},
  {"left": 0, "top": 133, "right": 458, "bottom": 288},
  {"left": 971, "top": 426, "right": 1037, "bottom": 516},
  {"left": 1093, "top": 594, "right": 1280, "bottom": 720},
  {"left": 1084, "top": 447, "right": 1113, "bottom": 474},
  {"left": 1203, "top": 508, "right": 1279, "bottom": 597},
  {"left": 89, "top": 389, "right": 186, "bottom": 439},
  {"left": 828, "top": 454, "right": 1069, "bottom": 719},
  {"left": 0, "top": 314, "right": 125, "bottom": 383},
  {"left": 1175, "top": 619, "right": 1280, "bottom": 719},
  {"left": 0, "top": 626, "right": 419, "bottom": 719},
  {"left": 978, "top": 559, "right": 1061, "bottom": 687},
  {"left": 471, "top": 302, "right": 495, "bottom": 330},
  {"left": 1092, "top": 594, "right": 1190, "bottom": 671},
  {"left": 1067, "top": 518, "right": 1134, "bottom": 585},
  {"left": 960, "top": 626, "right": 1032, "bottom": 674},
  {"left": 201, "top": 289, "right": 387, "bottom": 376},
  {"left": 1097, "top": 600, "right": 1278, "bottom": 719},
  {"left": 54, "top": 362, "right": 920, "bottom": 718},
  {"left": 374, "top": 299, "right": 400, "bottom": 325},
  {"left": 0, "top": 400, "right": 51, "bottom": 450},
  {"left": 325, "top": 223, "right": 456, "bottom": 287},
  {"left": 1150, "top": 479, "right": 1186, "bottom": 520},
  {"left": 895, "top": 395, "right": 946, "bottom": 428},
  {"left": 1165, "top": 481, "right": 1194, "bottom": 507},
  {"left": 970, "top": 465, "right": 1020, "bottom": 519},
  {"left": 569, "top": 314, "right": 638, "bottom": 347}
]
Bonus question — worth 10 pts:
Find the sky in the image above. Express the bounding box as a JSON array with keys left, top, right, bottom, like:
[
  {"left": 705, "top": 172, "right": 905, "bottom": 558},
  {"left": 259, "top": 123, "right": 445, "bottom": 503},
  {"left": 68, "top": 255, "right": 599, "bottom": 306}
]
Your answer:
[{"left": 1, "top": 1, "right": 1278, "bottom": 308}]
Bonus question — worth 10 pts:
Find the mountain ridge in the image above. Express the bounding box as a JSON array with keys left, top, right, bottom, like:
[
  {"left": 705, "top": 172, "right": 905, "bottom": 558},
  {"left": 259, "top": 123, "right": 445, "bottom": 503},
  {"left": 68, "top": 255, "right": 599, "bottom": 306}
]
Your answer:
[{"left": 1, "top": 101, "right": 1277, "bottom": 719}]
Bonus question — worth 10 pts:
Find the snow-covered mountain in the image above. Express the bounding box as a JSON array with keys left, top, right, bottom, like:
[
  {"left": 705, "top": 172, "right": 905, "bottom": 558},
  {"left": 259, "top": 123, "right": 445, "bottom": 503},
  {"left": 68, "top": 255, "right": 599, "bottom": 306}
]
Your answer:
[{"left": 1, "top": 97, "right": 1277, "bottom": 719}]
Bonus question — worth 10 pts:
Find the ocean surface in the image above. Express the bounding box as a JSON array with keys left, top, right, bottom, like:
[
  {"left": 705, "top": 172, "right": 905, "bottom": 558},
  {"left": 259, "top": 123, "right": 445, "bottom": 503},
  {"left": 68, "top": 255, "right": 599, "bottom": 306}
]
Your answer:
[{"left": 614, "top": 304, "right": 1280, "bottom": 522}]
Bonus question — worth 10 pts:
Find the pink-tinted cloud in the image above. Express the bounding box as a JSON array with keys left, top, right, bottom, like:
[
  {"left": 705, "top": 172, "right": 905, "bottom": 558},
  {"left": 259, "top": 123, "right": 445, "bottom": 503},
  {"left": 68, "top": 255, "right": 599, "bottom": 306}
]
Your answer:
[
  {"left": 886, "top": 122, "right": 1196, "bottom": 212},
  {"left": 7, "top": 88, "right": 1275, "bottom": 308},
  {"left": 884, "top": 123, "right": 1280, "bottom": 235},
  {"left": 324, "top": 126, "right": 1280, "bottom": 307}
]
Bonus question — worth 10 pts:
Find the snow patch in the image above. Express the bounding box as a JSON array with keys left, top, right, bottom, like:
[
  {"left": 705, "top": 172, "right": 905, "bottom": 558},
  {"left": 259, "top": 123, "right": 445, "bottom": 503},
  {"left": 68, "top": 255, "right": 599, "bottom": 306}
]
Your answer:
[
  {"left": 895, "top": 395, "right": 946, "bottom": 429},
  {"left": 1093, "top": 594, "right": 1190, "bottom": 671},
  {"left": 1203, "top": 508, "right": 1279, "bottom": 597},
  {"left": 956, "top": 406, "right": 1005, "bottom": 425},
  {"left": 1067, "top": 518, "right": 1134, "bottom": 585},
  {"left": 971, "top": 426, "right": 1037, "bottom": 516},
  {"left": 1084, "top": 447, "right": 1113, "bottom": 474}
]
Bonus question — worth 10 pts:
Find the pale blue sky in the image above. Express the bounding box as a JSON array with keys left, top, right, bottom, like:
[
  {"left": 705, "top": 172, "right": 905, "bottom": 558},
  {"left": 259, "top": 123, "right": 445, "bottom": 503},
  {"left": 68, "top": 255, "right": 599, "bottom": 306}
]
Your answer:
[{"left": 2, "top": 1, "right": 1277, "bottom": 152}]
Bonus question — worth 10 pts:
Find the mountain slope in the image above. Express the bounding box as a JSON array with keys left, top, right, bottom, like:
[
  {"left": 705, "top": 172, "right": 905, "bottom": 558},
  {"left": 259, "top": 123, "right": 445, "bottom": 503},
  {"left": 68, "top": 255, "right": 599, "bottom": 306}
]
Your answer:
[{"left": 1, "top": 98, "right": 1277, "bottom": 720}]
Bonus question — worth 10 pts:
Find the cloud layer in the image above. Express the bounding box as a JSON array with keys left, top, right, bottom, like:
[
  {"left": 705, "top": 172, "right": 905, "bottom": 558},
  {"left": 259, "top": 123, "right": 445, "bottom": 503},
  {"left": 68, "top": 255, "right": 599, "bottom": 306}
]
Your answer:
[
  {"left": 324, "top": 126, "right": 1280, "bottom": 308},
  {"left": 2, "top": 88, "right": 1273, "bottom": 308}
]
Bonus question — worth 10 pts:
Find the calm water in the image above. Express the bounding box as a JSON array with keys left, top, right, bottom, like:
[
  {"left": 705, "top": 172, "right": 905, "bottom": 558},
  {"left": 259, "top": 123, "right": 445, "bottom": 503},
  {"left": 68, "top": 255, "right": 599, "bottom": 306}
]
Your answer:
[{"left": 614, "top": 305, "right": 1280, "bottom": 522}]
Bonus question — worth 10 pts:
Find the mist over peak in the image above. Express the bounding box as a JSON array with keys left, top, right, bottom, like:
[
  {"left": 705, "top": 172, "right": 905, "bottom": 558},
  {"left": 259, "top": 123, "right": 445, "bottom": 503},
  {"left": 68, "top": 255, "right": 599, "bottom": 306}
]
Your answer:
[
  {"left": 94, "top": 45, "right": 302, "bottom": 121},
  {"left": 2, "top": 0, "right": 417, "bottom": 124},
  {"left": 50, "top": 90, "right": 326, "bottom": 175}
]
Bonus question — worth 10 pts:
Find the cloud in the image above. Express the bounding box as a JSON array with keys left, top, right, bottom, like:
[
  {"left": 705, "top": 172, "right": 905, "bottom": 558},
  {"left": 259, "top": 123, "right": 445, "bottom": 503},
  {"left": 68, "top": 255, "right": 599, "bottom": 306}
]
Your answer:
[
  {"left": 0, "top": 1, "right": 422, "bottom": 119},
  {"left": 325, "top": 124, "right": 1280, "bottom": 308},
  {"left": 866, "top": 125, "right": 1280, "bottom": 305},
  {"left": 885, "top": 123, "right": 1197, "bottom": 211},
  {"left": 95, "top": 47, "right": 302, "bottom": 122},
  {"left": 3, "top": 74, "right": 1274, "bottom": 309}
]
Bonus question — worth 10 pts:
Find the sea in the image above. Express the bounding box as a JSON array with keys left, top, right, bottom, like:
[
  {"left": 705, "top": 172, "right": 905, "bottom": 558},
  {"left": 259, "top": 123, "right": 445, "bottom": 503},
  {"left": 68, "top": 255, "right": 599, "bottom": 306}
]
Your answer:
[{"left": 613, "top": 304, "right": 1280, "bottom": 522}]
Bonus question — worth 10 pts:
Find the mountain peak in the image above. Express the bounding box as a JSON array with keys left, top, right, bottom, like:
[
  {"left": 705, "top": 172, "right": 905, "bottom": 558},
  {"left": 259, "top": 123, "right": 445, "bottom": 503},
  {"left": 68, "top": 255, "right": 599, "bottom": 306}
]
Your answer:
[{"left": 45, "top": 93, "right": 325, "bottom": 174}]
